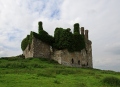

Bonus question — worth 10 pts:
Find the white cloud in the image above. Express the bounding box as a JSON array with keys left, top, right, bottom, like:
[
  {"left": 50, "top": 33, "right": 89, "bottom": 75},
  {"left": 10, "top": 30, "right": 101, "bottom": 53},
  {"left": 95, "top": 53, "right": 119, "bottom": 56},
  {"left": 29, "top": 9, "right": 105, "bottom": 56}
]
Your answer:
[
  {"left": 0, "top": 0, "right": 120, "bottom": 71},
  {"left": 105, "top": 43, "right": 120, "bottom": 55}
]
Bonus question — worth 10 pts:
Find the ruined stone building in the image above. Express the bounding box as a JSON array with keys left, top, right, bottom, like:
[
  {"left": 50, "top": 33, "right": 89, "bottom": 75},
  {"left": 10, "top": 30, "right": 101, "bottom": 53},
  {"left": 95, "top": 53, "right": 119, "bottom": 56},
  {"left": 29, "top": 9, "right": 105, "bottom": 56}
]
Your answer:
[{"left": 22, "top": 22, "right": 93, "bottom": 68}]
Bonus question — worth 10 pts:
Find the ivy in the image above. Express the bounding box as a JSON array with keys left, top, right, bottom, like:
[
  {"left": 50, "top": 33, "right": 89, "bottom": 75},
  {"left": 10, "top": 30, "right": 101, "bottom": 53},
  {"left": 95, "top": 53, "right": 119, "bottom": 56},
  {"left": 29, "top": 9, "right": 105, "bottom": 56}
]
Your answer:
[
  {"left": 38, "top": 21, "right": 43, "bottom": 34},
  {"left": 21, "top": 31, "right": 34, "bottom": 51},
  {"left": 74, "top": 23, "right": 80, "bottom": 34},
  {"left": 53, "top": 28, "right": 75, "bottom": 52},
  {"left": 21, "top": 22, "right": 86, "bottom": 52},
  {"left": 33, "top": 30, "right": 54, "bottom": 46},
  {"left": 53, "top": 28, "right": 64, "bottom": 49},
  {"left": 21, "top": 35, "right": 30, "bottom": 51},
  {"left": 73, "top": 33, "right": 85, "bottom": 51}
]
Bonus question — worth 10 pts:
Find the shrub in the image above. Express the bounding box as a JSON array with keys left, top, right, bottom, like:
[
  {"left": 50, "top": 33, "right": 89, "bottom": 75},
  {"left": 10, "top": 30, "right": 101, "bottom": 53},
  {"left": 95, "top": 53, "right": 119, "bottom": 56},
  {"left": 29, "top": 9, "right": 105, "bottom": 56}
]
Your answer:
[{"left": 103, "top": 76, "right": 120, "bottom": 86}]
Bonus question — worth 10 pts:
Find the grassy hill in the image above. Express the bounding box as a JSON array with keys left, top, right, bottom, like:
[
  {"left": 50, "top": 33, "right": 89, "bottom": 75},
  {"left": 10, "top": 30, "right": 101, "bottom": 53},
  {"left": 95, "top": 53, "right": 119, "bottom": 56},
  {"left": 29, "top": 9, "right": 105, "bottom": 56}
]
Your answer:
[{"left": 0, "top": 57, "right": 120, "bottom": 87}]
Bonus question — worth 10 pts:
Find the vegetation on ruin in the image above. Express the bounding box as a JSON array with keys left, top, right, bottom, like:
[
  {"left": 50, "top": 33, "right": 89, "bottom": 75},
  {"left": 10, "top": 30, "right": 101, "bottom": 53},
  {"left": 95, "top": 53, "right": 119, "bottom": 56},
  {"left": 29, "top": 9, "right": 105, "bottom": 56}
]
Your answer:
[
  {"left": 53, "top": 28, "right": 74, "bottom": 51},
  {"left": 0, "top": 57, "right": 120, "bottom": 87},
  {"left": 53, "top": 27, "right": 85, "bottom": 52},
  {"left": 21, "top": 22, "right": 54, "bottom": 51},
  {"left": 53, "top": 23, "right": 85, "bottom": 52},
  {"left": 32, "top": 31, "right": 54, "bottom": 46},
  {"left": 21, "top": 34, "right": 32, "bottom": 51},
  {"left": 73, "top": 23, "right": 80, "bottom": 34},
  {"left": 21, "top": 22, "right": 85, "bottom": 51}
]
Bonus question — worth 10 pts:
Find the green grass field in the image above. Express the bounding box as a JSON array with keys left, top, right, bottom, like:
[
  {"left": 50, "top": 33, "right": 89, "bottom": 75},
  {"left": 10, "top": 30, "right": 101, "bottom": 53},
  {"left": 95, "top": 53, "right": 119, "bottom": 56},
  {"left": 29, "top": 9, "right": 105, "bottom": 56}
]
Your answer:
[{"left": 0, "top": 57, "right": 120, "bottom": 87}]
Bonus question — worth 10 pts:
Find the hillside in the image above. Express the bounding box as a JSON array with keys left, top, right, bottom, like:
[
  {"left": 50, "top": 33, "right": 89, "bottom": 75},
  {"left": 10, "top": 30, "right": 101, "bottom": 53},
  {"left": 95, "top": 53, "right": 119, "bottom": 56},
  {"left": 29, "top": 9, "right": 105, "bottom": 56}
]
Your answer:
[{"left": 0, "top": 57, "right": 120, "bottom": 87}]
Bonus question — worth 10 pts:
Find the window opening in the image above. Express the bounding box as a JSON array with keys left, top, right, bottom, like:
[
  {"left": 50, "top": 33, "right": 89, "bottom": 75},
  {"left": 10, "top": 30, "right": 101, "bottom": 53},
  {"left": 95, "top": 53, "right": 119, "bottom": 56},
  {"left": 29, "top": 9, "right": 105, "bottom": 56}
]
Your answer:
[
  {"left": 71, "top": 58, "right": 74, "bottom": 64},
  {"left": 78, "top": 60, "right": 80, "bottom": 65}
]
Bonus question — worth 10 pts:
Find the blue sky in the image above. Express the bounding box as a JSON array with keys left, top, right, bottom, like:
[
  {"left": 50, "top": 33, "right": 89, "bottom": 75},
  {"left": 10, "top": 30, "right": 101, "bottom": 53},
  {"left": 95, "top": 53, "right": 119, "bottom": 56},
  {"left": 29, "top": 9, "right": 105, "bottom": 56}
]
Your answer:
[{"left": 0, "top": 0, "right": 120, "bottom": 72}]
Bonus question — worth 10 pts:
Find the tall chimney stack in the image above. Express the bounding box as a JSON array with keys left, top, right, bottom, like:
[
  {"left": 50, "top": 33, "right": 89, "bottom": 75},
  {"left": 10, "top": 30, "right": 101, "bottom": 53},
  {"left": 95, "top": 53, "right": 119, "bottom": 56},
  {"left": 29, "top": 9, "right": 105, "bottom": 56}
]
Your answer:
[
  {"left": 81, "top": 27, "right": 84, "bottom": 35},
  {"left": 38, "top": 21, "right": 43, "bottom": 34},
  {"left": 85, "top": 30, "right": 88, "bottom": 40}
]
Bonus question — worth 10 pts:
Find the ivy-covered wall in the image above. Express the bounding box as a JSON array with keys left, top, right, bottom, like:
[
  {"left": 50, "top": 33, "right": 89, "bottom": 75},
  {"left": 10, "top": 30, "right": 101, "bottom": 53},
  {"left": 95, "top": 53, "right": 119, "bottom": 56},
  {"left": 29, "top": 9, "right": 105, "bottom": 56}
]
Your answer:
[
  {"left": 53, "top": 28, "right": 74, "bottom": 51},
  {"left": 73, "top": 23, "right": 85, "bottom": 51},
  {"left": 74, "top": 23, "right": 80, "bottom": 34},
  {"left": 53, "top": 26, "right": 85, "bottom": 52},
  {"left": 21, "top": 33, "right": 32, "bottom": 51},
  {"left": 21, "top": 21, "right": 54, "bottom": 51},
  {"left": 21, "top": 22, "right": 85, "bottom": 52}
]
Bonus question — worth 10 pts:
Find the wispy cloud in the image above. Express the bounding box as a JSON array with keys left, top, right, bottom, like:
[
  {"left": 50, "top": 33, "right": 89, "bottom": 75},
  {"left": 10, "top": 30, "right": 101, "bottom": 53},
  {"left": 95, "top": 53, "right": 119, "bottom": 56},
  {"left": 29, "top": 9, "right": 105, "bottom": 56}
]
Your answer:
[{"left": 0, "top": 0, "right": 62, "bottom": 57}]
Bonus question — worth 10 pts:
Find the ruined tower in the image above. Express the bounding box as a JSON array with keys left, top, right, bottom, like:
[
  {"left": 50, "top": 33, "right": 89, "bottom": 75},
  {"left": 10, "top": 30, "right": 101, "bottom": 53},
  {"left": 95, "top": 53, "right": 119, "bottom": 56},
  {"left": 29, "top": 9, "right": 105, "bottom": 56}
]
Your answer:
[{"left": 22, "top": 21, "right": 93, "bottom": 68}]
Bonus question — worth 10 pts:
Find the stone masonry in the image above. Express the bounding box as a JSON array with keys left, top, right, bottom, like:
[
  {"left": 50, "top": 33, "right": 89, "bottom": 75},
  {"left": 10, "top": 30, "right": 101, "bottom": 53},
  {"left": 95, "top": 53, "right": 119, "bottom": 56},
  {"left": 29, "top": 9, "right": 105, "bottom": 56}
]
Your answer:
[
  {"left": 51, "top": 39, "right": 92, "bottom": 67},
  {"left": 23, "top": 37, "right": 51, "bottom": 58},
  {"left": 23, "top": 23, "right": 93, "bottom": 68}
]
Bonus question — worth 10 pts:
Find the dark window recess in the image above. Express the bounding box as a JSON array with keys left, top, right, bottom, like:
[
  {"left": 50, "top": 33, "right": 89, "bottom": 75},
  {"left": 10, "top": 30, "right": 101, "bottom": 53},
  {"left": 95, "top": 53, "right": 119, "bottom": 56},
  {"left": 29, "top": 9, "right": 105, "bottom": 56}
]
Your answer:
[
  {"left": 72, "top": 58, "right": 74, "bottom": 64},
  {"left": 78, "top": 60, "right": 80, "bottom": 65},
  {"left": 87, "top": 62, "right": 88, "bottom": 66}
]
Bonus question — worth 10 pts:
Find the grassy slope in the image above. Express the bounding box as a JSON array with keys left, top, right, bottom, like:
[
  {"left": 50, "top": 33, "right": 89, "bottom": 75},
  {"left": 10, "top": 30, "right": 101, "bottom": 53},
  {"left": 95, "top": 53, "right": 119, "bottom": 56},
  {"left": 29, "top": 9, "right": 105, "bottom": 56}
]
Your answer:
[{"left": 0, "top": 57, "right": 120, "bottom": 87}]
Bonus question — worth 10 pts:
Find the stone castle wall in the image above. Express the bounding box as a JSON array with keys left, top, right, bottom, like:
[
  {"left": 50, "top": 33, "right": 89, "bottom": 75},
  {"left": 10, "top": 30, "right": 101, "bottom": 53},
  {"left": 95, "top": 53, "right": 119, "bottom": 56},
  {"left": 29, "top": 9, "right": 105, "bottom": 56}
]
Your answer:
[
  {"left": 23, "top": 37, "right": 51, "bottom": 58},
  {"left": 23, "top": 37, "right": 93, "bottom": 68},
  {"left": 23, "top": 40, "right": 34, "bottom": 58},
  {"left": 51, "top": 49, "right": 83, "bottom": 67},
  {"left": 33, "top": 37, "right": 51, "bottom": 58},
  {"left": 23, "top": 29, "right": 93, "bottom": 68},
  {"left": 51, "top": 48, "right": 92, "bottom": 68},
  {"left": 85, "top": 40, "right": 93, "bottom": 67}
]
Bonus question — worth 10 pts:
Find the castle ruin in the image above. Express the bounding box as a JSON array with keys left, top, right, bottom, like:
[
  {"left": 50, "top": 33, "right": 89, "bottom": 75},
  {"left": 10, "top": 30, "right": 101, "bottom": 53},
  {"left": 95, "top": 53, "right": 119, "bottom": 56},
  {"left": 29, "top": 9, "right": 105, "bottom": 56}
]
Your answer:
[{"left": 22, "top": 22, "right": 93, "bottom": 68}]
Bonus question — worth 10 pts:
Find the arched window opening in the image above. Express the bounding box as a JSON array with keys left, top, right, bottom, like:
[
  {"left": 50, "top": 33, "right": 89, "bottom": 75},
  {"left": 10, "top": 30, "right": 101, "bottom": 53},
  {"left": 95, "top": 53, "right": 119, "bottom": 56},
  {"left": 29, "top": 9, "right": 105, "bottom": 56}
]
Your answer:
[
  {"left": 87, "top": 62, "right": 88, "bottom": 66},
  {"left": 78, "top": 60, "right": 80, "bottom": 65},
  {"left": 71, "top": 58, "right": 74, "bottom": 64}
]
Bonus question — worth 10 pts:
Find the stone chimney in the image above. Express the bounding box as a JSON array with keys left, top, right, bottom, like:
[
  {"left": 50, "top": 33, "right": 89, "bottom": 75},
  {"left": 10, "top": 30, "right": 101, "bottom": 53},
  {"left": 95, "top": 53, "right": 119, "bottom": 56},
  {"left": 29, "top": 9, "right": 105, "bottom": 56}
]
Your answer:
[
  {"left": 81, "top": 27, "right": 84, "bottom": 35},
  {"left": 85, "top": 30, "right": 88, "bottom": 40},
  {"left": 38, "top": 21, "right": 43, "bottom": 34}
]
